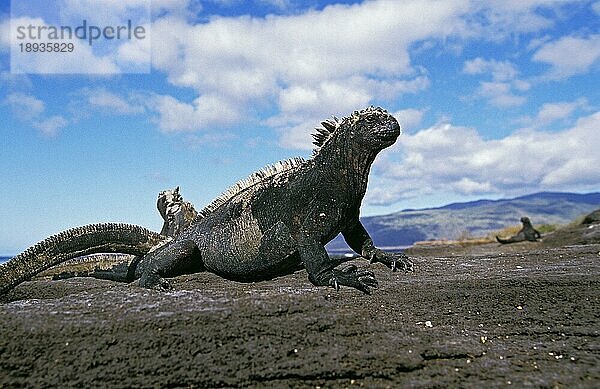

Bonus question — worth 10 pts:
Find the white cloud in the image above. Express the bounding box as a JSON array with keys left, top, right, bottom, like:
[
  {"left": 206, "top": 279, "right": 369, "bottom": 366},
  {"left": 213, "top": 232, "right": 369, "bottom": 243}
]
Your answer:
[
  {"left": 463, "top": 58, "right": 528, "bottom": 107},
  {"left": 5, "top": 92, "right": 45, "bottom": 119},
  {"left": 149, "top": 1, "right": 470, "bottom": 140},
  {"left": 533, "top": 34, "right": 600, "bottom": 79},
  {"left": 271, "top": 80, "right": 372, "bottom": 148},
  {"left": 540, "top": 112, "right": 600, "bottom": 186},
  {"left": 5, "top": 92, "right": 69, "bottom": 136},
  {"left": 58, "top": 0, "right": 151, "bottom": 25},
  {"left": 367, "top": 111, "right": 600, "bottom": 205},
  {"left": 270, "top": 76, "right": 431, "bottom": 149},
  {"left": 593, "top": 1, "right": 600, "bottom": 15},
  {"left": 0, "top": 72, "right": 33, "bottom": 89},
  {"left": 84, "top": 88, "right": 145, "bottom": 114},
  {"left": 116, "top": 22, "right": 152, "bottom": 70},
  {"left": 463, "top": 57, "right": 519, "bottom": 81},
  {"left": 140, "top": 0, "right": 583, "bottom": 144},
  {"left": 393, "top": 108, "right": 426, "bottom": 133},
  {"left": 8, "top": 0, "right": 152, "bottom": 74},
  {"left": 34, "top": 115, "right": 68, "bottom": 137},
  {"left": 5, "top": 1, "right": 577, "bottom": 142},
  {"left": 8, "top": 16, "right": 121, "bottom": 74},
  {"left": 465, "top": 0, "right": 574, "bottom": 38},
  {"left": 476, "top": 81, "right": 526, "bottom": 107},
  {"left": 148, "top": 94, "right": 242, "bottom": 132},
  {"left": 519, "top": 98, "right": 589, "bottom": 128},
  {"left": 277, "top": 82, "right": 371, "bottom": 118},
  {"left": 276, "top": 123, "right": 315, "bottom": 151}
]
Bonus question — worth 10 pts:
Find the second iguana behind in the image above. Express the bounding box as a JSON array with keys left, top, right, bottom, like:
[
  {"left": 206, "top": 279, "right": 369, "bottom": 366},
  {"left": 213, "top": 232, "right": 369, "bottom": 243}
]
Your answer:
[
  {"left": 1, "top": 107, "right": 412, "bottom": 295},
  {"left": 496, "top": 217, "right": 541, "bottom": 244}
]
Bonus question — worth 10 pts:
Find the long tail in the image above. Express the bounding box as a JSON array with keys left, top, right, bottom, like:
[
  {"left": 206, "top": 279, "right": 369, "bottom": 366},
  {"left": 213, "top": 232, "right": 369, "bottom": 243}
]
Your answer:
[
  {"left": 0, "top": 223, "right": 165, "bottom": 295},
  {"left": 496, "top": 235, "right": 522, "bottom": 244}
]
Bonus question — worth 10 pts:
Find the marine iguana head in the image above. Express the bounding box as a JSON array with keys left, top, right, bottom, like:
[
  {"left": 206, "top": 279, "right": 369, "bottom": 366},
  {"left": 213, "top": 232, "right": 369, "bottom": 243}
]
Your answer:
[
  {"left": 309, "top": 106, "right": 401, "bottom": 195},
  {"left": 157, "top": 187, "right": 198, "bottom": 237},
  {"left": 312, "top": 106, "right": 401, "bottom": 157},
  {"left": 157, "top": 187, "right": 182, "bottom": 221}
]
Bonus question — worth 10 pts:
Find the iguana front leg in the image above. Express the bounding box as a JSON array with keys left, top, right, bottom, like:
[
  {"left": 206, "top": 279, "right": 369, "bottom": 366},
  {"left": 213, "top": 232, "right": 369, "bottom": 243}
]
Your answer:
[
  {"left": 299, "top": 239, "right": 378, "bottom": 294},
  {"left": 342, "top": 220, "right": 413, "bottom": 272}
]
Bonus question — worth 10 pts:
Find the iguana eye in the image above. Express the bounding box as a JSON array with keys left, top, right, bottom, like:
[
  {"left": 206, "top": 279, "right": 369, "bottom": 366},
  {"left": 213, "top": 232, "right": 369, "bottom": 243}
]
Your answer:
[{"left": 365, "top": 114, "right": 379, "bottom": 124}]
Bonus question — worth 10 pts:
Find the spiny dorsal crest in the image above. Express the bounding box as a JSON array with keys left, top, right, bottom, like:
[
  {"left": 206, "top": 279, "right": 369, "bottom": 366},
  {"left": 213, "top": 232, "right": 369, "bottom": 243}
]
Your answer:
[
  {"left": 311, "top": 116, "right": 340, "bottom": 148},
  {"left": 195, "top": 156, "right": 306, "bottom": 220}
]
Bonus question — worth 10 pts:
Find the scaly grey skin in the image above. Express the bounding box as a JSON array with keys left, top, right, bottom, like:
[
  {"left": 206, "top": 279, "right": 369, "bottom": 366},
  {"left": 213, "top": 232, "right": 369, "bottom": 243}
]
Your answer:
[
  {"left": 0, "top": 223, "right": 164, "bottom": 295},
  {"left": 135, "top": 106, "right": 413, "bottom": 294},
  {"left": 2, "top": 106, "right": 413, "bottom": 295},
  {"left": 496, "top": 217, "right": 542, "bottom": 244},
  {"left": 37, "top": 188, "right": 198, "bottom": 282},
  {"left": 158, "top": 186, "right": 198, "bottom": 238},
  {"left": 40, "top": 253, "right": 137, "bottom": 282}
]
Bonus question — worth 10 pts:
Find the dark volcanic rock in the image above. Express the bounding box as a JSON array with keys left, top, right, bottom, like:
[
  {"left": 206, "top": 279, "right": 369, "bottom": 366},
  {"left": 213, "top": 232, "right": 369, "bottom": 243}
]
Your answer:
[
  {"left": 1, "top": 244, "right": 599, "bottom": 388},
  {"left": 582, "top": 209, "right": 600, "bottom": 225},
  {"left": 542, "top": 208, "right": 600, "bottom": 247}
]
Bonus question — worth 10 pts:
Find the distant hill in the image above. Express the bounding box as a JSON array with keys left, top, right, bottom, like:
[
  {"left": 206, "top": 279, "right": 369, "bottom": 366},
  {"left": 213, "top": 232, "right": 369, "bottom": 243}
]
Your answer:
[{"left": 326, "top": 192, "right": 600, "bottom": 252}]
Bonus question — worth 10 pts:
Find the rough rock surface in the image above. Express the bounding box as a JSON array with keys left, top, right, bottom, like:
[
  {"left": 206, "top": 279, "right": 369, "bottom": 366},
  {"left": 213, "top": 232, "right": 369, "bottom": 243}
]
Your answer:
[
  {"left": 582, "top": 209, "right": 600, "bottom": 225},
  {"left": 542, "top": 208, "right": 600, "bottom": 247},
  {"left": 1, "top": 242, "right": 598, "bottom": 387}
]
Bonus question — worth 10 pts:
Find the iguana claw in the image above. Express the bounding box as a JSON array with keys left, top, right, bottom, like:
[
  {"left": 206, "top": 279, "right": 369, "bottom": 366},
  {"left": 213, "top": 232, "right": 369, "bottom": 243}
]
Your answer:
[
  {"left": 329, "top": 278, "right": 340, "bottom": 291},
  {"left": 138, "top": 268, "right": 172, "bottom": 290},
  {"left": 366, "top": 250, "right": 413, "bottom": 273},
  {"left": 341, "top": 264, "right": 358, "bottom": 273},
  {"left": 328, "top": 267, "right": 378, "bottom": 294},
  {"left": 391, "top": 253, "right": 414, "bottom": 272}
]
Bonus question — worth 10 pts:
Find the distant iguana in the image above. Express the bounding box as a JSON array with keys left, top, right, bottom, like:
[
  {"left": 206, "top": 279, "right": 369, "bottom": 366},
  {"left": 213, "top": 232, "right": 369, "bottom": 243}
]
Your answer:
[
  {"left": 1, "top": 107, "right": 413, "bottom": 295},
  {"left": 496, "top": 217, "right": 541, "bottom": 244}
]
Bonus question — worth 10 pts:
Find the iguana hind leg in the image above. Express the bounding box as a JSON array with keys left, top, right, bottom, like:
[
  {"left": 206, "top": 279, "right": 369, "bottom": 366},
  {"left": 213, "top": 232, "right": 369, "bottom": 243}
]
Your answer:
[{"left": 137, "top": 239, "right": 203, "bottom": 289}]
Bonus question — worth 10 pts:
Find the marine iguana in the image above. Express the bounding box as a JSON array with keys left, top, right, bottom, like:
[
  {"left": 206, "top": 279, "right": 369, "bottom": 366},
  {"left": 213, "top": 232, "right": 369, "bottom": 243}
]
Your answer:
[
  {"left": 1, "top": 106, "right": 412, "bottom": 295},
  {"left": 157, "top": 186, "right": 198, "bottom": 238},
  {"left": 0, "top": 188, "right": 199, "bottom": 292},
  {"left": 37, "top": 187, "right": 199, "bottom": 282},
  {"left": 496, "top": 217, "right": 541, "bottom": 244}
]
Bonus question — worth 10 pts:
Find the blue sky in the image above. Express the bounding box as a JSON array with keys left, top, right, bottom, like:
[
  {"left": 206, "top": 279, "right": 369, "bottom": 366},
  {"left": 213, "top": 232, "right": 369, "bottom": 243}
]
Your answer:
[{"left": 1, "top": 0, "right": 599, "bottom": 255}]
